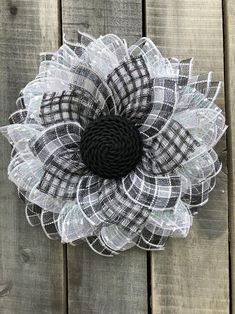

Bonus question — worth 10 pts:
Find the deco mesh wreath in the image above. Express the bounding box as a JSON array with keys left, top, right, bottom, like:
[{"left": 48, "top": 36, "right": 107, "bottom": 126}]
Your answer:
[{"left": 1, "top": 30, "right": 227, "bottom": 256}]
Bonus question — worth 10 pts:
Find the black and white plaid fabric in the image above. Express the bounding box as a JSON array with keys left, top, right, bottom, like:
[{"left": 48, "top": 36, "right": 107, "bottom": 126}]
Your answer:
[
  {"left": 138, "top": 78, "right": 177, "bottom": 139},
  {"left": 40, "top": 209, "right": 61, "bottom": 240},
  {"left": 206, "top": 81, "right": 221, "bottom": 102},
  {"left": 70, "top": 65, "right": 115, "bottom": 114},
  {"left": 76, "top": 174, "right": 105, "bottom": 226},
  {"left": 100, "top": 178, "right": 151, "bottom": 234},
  {"left": 38, "top": 169, "right": 81, "bottom": 200},
  {"left": 30, "top": 122, "right": 85, "bottom": 199},
  {"left": 143, "top": 119, "right": 200, "bottom": 175},
  {"left": 107, "top": 56, "right": 153, "bottom": 122},
  {"left": 168, "top": 58, "right": 193, "bottom": 86},
  {"left": 77, "top": 175, "right": 150, "bottom": 235},
  {"left": 182, "top": 176, "right": 216, "bottom": 208},
  {"left": 133, "top": 227, "right": 168, "bottom": 250},
  {"left": 122, "top": 166, "right": 182, "bottom": 210},
  {"left": 86, "top": 235, "right": 118, "bottom": 257},
  {"left": 16, "top": 91, "right": 26, "bottom": 109},
  {"left": 40, "top": 52, "right": 55, "bottom": 62},
  {"left": 188, "top": 72, "right": 213, "bottom": 96},
  {"left": 9, "top": 109, "right": 28, "bottom": 124},
  {"left": 25, "top": 203, "right": 42, "bottom": 226},
  {"left": 40, "top": 88, "right": 102, "bottom": 128}
]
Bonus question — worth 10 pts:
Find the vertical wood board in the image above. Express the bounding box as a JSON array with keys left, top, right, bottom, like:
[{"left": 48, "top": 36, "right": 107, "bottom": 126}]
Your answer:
[
  {"left": 61, "top": 1, "right": 148, "bottom": 313},
  {"left": 224, "top": 0, "right": 235, "bottom": 313},
  {"left": 0, "top": 1, "right": 65, "bottom": 313},
  {"left": 146, "top": 1, "right": 229, "bottom": 313}
]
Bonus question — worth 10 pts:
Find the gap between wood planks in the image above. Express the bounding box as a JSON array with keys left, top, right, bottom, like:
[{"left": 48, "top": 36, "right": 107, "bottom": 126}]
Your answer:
[
  {"left": 222, "top": 0, "right": 234, "bottom": 313},
  {"left": 142, "top": 0, "right": 154, "bottom": 312}
]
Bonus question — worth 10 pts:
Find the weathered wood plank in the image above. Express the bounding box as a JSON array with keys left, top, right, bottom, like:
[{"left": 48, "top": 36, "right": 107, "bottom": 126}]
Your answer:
[
  {"left": 0, "top": 1, "right": 65, "bottom": 313},
  {"left": 223, "top": 0, "right": 235, "bottom": 313},
  {"left": 61, "top": 1, "right": 148, "bottom": 313},
  {"left": 146, "top": 1, "right": 229, "bottom": 313}
]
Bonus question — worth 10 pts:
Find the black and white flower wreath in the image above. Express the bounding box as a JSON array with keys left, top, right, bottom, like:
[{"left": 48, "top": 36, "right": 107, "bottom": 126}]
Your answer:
[{"left": 1, "top": 30, "right": 227, "bottom": 256}]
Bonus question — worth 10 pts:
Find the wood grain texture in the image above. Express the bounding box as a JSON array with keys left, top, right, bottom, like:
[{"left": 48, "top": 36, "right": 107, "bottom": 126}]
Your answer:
[
  {"left": 61, "top": 1, "right": 148, "bottom": 313},
  {"left": 223, "top": 0, "right": 235, "bottom": 313},
  {"left": 146, "top": 0, "right": 229, "bottom": 313},
  {"left": 0, "top": 1, "right": 65, "bottom": 313}
]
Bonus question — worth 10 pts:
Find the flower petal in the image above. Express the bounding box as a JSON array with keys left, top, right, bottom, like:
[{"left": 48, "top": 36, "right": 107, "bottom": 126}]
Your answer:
[
  {"left": 70, "top": 65, "right": 116, "bottom": 114},
  {"left": 86, "top": 235, "right": 119, "bottom": 257},
  {"left": 38, "top": 171, "right": 81, "bottom": 200},
  {"left": 177, "top": 149, "right": 221, "bottom": 183},
  {"left": 169, "top": 58, "right": 193, "bottom": 86},
  {"left": 173, "top": 108, "right": 226, "bottom": 148},
  {"left": 181, "top": 176, "right": 216, "bottom": 208},
  {"left": 129, "top": 37, "right": 174, "bottom": 78},
  {"left": 9, "top": 109, "right": 28, "bottom": 124},
  {"left": 40, "top": 210, "right": 61, "bottom": 240},
  {"left": 100, "top": 224, "right": 136, "bottom": 252},
  {"left": 29, "top": 122, "right": 85, "bottom": 199},
  {"left": 76, "top": 174, "right": 105, "bottom": 227},
  {"left": 100, "top": 178, "right": 151, "bottom": 234},
  {"left": 107, "top": 56, "right": 152, "bottom": 119},
  {"left": 30, "top": 122, "right": 82, "bottom": 168},
  {"left": 142, "top": 119, "right": 199, "bottom": 175},
  {"left": 146, "top": 200, "right": 192, "bottom": 238},
  {"left": 133, "top": 228, "right": 167, "bottom": 250},
  {"left": 122, "top": 166, "right": 182, "bottom": 211},
  {"left": 40, "top": 88, "right": 111, "bottom": 128},
  {"left": 80, "top": 33, "right": 128, "bottom": 79},
  {"left": 138, "top": 78, "right": 177, "bottom": 140},
  {"left": 25, "top": 203, "right": 42, "bottom": 227},
  {"left": 57, "top": 202, "right": 96, "bottom": 243}
]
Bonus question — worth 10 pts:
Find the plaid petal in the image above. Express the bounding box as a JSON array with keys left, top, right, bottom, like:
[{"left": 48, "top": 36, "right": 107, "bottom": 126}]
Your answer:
[
  {"left": 30, "top": 122, "right": 82, "bottom": 165},
  {"left": 100, "top": 178, "right": 151, "bottom": 234},
  {"left": 169, "top": 58, "right": 193, "bottom": 86},
  {"left": 25, "top": 203, "right": 42, "bottom": 226},
  {"left": 143, "top": 119, "right": 199, "bottom": 174},
  {"left": 177, "top": 149, "right": 221, "bottom": 183},
  {"left": 187, "top": 73, "right": 222, "bottom": 102},
  {"left": 9, "top": 109, "right": 28, "bottom": 124},
  {"left": 146, "top": 200, "right": 192, "bottom": 238},
  {"left": 206, "top": 81, "right": 221, "bottom": 102},
  {"left": 30, "top": 122, "right": 85, "bottom": 199},
  {"left": 138, "top": 78, "right": 177, "bottom": 140},
  {"left": 38, "top": 171, "right": 81, "bottom": 200},
  {"left": 16, "top": 91, "right": 26, "bottom": 109},
  {"left": 70, "top": 65, "right": 116, "bottom": 114},
  {"left": 182, "top": 177, "right": 216, "bottom": 208},
  {"left": 40, "top": 88, "right": 108, "bottom": 128},
  {"left": 133, "top": 227, "right": 167, "bottom": 250},
  {"left": 122, "top": 166, "right": 182, "bottom": 211},
  {"left": 100, "top": 224, "right": 136, "bottom": 252},
  {"left": 40, "top": 210, "right": 61, "bottom": 240},
  {"left": 188, "top": 72, "right": 212, "bottom": 94},
  {"left": 107, "top": 56, "right": 152, "bottom": 121},
  {"left": 57, "top": 202, "right": 96, "bottom": 242},
  {"left": 76, "top": 174, "right": 105, "bottom": 226},
  {"left": 86, "top": 235, "right": 119, "bottom": 257}
]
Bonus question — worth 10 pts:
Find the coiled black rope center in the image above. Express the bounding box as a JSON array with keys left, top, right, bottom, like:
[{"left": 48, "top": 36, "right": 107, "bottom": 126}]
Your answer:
[{"left": 80, "top": 115, "right": 143, "bottom": 179}]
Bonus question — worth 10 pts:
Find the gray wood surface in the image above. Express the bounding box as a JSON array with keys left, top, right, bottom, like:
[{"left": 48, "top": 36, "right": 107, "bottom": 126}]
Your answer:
[
  {"left": 0, "top": 1, "right": 65, "bottom": 313},
  {"left": 224, "top": 0, "right": 235, "bottom": 313},
  {"left": 61, "top": 1, "right": 149, "bottom": 313},
  {"left": 0, "top": 1, "right": 233, "bottom": 313},
  {"left": 146, "top": 0, "right": 229, "bottom": 313}
]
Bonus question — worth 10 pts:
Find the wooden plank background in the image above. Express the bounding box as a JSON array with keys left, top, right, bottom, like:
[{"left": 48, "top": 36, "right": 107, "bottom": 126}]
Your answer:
[
  {"left": 146, "top": 1, "right": 229, "bottom": 313},
  {"left": 0, "top": 0, "right": 233, "bottom": 313},
  {"left": 0, "top": 1, "right": 66, "bottom": 313}
]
